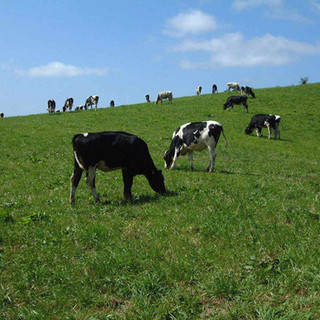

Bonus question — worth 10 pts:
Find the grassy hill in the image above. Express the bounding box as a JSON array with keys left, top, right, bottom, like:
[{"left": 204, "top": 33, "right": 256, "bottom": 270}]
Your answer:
[{"left": 1, "top": 83, "right": 319, "bottom": 319}]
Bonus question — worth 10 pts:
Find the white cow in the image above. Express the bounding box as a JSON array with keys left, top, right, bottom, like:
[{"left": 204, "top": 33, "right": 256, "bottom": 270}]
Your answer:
[
  {"left": 85, "top": 95, "right": 99, "bottom": 110},
  {"left": 155, "top": 91, "right": 173, "bottom": 104},
  {"left": 227, "top": 82, "right": 241, "bottom": 92},
  {"left": 196, "top": 86, "right": 202, "bottom": 96}
]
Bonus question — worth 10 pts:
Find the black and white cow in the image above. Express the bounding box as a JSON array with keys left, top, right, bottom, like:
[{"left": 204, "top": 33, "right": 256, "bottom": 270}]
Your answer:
[
  {"left": 196, "top": 86, "right": 202, "bottom": 96},
  {"left": 245, "top": 114, "right": 281, "bottom": 139},
  {"left": 110, "top": 100, "right": 115, "bottom": 107},
  {"left": 241, "top": 86, "right": 255, "bottom": 98},
  {"left": 146, "top": 94, "right": 150, "bottom": 103},
  {"left": 227, "top": 82, "right": 240, "bottom": 92},
  {"left": 164, "top": 121, "right": 228, "bottom": 172},
  {"left": 223, "top": 95, "right": 249, "bottom": 112},
  {"left": 156, "top": 91, "right": 173, "bottom": 104},
  {"left": 85, "top": 95, "right": 99, "bottom": 110},
  {"left": 47, "top": 99, "right": 56, "bottom": 113},
  {"left": 212, "top": 84, "right": 218, "bottom": 94},
  {"left": 63, "top": 97, "right": 74, "bottom": 111},
  {"left": 70, "top": 131, "right": 166, "bottom": 204}
]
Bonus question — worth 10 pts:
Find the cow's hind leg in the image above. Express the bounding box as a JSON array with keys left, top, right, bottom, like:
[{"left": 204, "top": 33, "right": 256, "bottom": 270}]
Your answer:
[
  {"left": 86, "top": 166, "right": 100, "bottom": 202},
  {"left": 206, "top": 146, "right": 217, "bottom": 173},
  {"left": 122, "top": 169, "right": 134, "bottom": 200},
  {"left": 188, "top": 152, "right": 194, "bottom": 171},
  {"left": 70, "top": 162, "right": 83, "bottom": 204}
]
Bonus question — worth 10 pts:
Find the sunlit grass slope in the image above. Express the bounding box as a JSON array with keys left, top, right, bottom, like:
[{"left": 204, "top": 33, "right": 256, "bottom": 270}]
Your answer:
[{"left": 1, "top": 83, "right": 319, "bottom": 319}]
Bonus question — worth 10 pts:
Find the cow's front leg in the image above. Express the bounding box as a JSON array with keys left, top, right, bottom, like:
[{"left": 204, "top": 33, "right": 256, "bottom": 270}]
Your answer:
[
  {"left": 188, "top": 152, "right": 194, "bottom": 171},
  {"left": 122, "top": 169, "right": 134, "bottom": 200},
  {"left": 86, "top": 166, "right": 100, "bottom": 202},
  {"left": 169, "top": 148, "right": 180, "bottom": 170}
]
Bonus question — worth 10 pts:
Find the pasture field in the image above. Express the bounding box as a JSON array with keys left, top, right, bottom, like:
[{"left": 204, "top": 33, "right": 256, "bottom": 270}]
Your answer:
[{"left": 0, "top": 83, "right": 319, "bottom": 319}]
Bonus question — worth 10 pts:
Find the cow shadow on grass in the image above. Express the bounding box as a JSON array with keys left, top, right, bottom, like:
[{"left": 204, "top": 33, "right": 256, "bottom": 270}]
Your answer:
[
  {"left": 247, "top": 135, "right": 292, "bottom": 142},
  {"left": 99, "top": 190, "right": 178, "bottom": 206}
]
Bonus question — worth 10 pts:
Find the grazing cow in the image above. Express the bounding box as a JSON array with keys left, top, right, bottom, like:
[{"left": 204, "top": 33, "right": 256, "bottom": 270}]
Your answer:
[
  {"left": 196, "top": 86, "right": 202, "bottom": 96},
  {"left": 64, "top": 97, "right": 74, "bottom": 111},
  {"left": 0, "top": 113, "right": 4, "bottom": 118},
  {"left": 47, "top": 99, "right": 56, "bottom": 113},
  {"left": 85, "top": 95, "right": 99, "bottom": 110},
  {"left": 212, "top": 84, "right": 218, "bottom": 94},
  {"left": 223, "top": 95, "right": 249, "bottom": 112},
  {"left": 245, "top": 114, "right": 281, "bottom": 139},
  {"left": 241, "top": 86, "right": 255, "bottom": 98},
  {"left": 164, "top": 121, "right": 228, "bottom": 172},
  {"left": 110, "top": 100, "right": 115, "bottom": 107},
  {"left": 155, "top": 91, "right": 173, "bottom": 104},
  {"left": 70, "top": 131, "right": 166, "bottom": 204},
  {"left": 227, "top": 82, "right": 240, "bottom": 92},
  {"left": 146, "top": 94, "right": 150, "bottom": 103}
]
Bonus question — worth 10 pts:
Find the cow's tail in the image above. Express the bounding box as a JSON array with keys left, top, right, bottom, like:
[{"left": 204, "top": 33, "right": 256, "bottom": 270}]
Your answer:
[{"left": 221, "top": 127, "right": 229, "bottom": 148}]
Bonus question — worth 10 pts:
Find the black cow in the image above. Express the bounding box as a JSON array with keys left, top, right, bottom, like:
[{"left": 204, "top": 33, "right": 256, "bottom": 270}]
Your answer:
[
  {"left": 245, "top": 114, "right": 281, "bottom": 139},
  {"left": 0, "top": 113, "right": 4, "bottom": 118},
  {"left": 241, "top": 86, "right": 255, "bottom": 98},
  {"left": 110, "top": 100, "right": 115, "bottom": 107},
  {"left": 146, "top": 94, "right": 150, "bottom": 103},
  {"left": 223, "top": 95, "right": 249, "bottom": 112},
  {"left": 212, "top": 84, "right": 217, "bottom": 94},
  {"left": 47, "top": 99, "right": 56, "bottom": 113},
  {"left": 70, "top": 131, "right": 166, "bottom": 204},
  {"left": 164, "top": 121, "right": 228, "bottom": 172}
]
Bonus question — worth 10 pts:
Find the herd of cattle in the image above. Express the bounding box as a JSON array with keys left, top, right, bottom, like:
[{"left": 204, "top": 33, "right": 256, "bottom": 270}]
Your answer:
[{"left": 68, "top": 82, "right": 282, "bottom": 204}]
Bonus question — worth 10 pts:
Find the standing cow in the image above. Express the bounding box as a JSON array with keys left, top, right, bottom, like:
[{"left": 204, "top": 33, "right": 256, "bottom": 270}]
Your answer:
[
  {"left": 155, "top": 91, "right": 173, "bottom": 104},
  {"left": 164, "top": 121, "right": 228, "bottom": 172},
  {"left": 110, "top": 100, "right": 115, "bottom": 107},
  {"left": 85, "top": 95, "right": 99, "bottom": 110},
  {"left": 212, "top": 84, "right": 218, "bottom": 94},
  {"left": 223, "top": 95, "right": 249, "bottom": 112},
  {"left": 145, "top": 94, "right": 150, "bottom": 103},
  {"left": 63, "top": 97, "right": 74, "bottom": 111},
  {"left": 70, "top": 131, "right": 166, "bottom": 204},
  {"left": 47, "top": 99, "right": 56, "bottom": 113},
  {"left": 245, "top": 114, "right": 281, "bottom": 139},
  {"left": 227, "top": 82, "right": 240, "bottom": 92},
  {"left": 0, "top": 113, "right": 4, "bottom": 118},
  {"left": 241, "top": 86, "right": 255, "bottom": 98},
  {"left": 196, "top": 86, "right": 202, "bottom": 96}
]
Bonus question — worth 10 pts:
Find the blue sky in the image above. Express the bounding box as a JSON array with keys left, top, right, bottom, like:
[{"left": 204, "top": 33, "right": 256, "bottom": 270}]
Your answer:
[{"left": 1, "top": 0, "right": 319, "bottom": 117}]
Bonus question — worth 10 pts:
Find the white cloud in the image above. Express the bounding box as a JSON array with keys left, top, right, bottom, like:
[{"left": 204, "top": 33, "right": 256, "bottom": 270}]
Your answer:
[
  {"left": 232, "top": 0, "right": 282, "bottom": 10},
  {"left": 14, "top": 62, "right": 108, "bottom": 77},
  {"left": 171, "top": 33, "right": 320, "bottom": 69},
  {"left": 164, "top": 9, "right": 218, "bottom": 37},
  {"left": 232, "top": 0, "right": 312, "bottom": 23}
]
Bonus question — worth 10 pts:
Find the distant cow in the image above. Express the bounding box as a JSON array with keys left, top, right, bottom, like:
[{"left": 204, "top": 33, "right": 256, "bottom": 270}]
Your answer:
[
  {"left": 110, "top": 100, "right": 115, "bottom": 107},
  {"left": 47, "top": 99, "right": 56, "bottom": 113},
  {"left": 223, "top": 95, "right": 249, "bottom": 112},
  {"left": 146, "top": 94, "right": 150, "bottom": 103},
  {"left": 0, "top": 113, "right": 4, "bottom": 118},
  {"left": 156, "top": 91, "right": 173, "bottom": 104},
  {"left": 164, "top": 121, "right": 228, "bottom": 172},
  {"left": 245, "top": 114, "right": 281, "bottom": 139},
  {"left": 196, "top": 86, "right": 202, "bottom": 96},
  {"left": 212, "top": 84, "right": 217, "bottom": 94},
  {"left": 70, "top": 131, "right": 166, "bottom": 204},
  {"left": 241, "top": 86, "right": 255, "bottom": 98},
  {"left": 85, "top": 95, "right": 99, "bottom": 110},
  {"left": 64, "top": 97, "right": 74, "bottom": 111},
  {"left": 227, "top": 82, "right": 240, "bottom": 92}
]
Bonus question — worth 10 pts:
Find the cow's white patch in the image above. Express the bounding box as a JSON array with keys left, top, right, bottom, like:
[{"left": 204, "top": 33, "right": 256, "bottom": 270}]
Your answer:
[
  {"left": 83, "top": 132, "right": 89, "bottom": 137},
  {"left": 96, "top": 161, "right": 121, "bottom": 172},
  {"left": 74, "top": 151, "right": 85, "bottom": 170}
]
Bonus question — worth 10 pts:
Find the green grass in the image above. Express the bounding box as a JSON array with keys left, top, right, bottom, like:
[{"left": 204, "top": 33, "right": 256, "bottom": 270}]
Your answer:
[{"left": 0, "top": 83, "right": 319, "bottom": 319}]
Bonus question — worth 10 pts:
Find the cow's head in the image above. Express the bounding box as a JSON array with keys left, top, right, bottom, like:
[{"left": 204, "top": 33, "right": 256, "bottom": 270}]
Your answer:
[
  {"left": 164, "top": 150, "right": 173, "bottom": 169},
  {"left": 148, "top": 170, "right": 166, "bottom": 194},
  {"left": 245, "top": 127, "right": 253, "bottom": 134}
]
